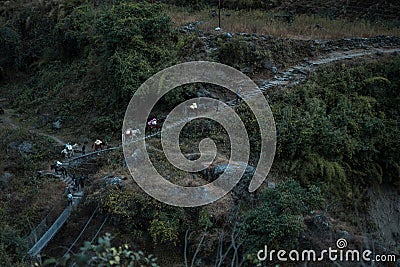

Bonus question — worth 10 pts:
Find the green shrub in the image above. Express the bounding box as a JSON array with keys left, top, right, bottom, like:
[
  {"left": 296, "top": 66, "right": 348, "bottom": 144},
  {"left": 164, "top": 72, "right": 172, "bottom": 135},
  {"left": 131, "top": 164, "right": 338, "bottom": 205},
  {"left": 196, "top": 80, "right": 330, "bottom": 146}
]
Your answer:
[
  {"left": 55, "top": 4, "right": 96, "bottom": 59},
  {"left": 270, "top": 56, "right": 400, "bottom": 195},
  {"left": 149, "top": 211, "right": 180, "bottom": 245},
  {"left": 96, "top": 2, "right": 172, "bottom": 54},
  {"left": 91, "top": 116, "right": 120, "bottom": 136},
  {"left": 239, "top": 180, "right": 324, "bottom": 254},
  {"left": 90, "top": 189, "right": 187, "bottom": 245},
  {"left": 44, "top": 233, "right": 159, "bottom": 267},
  {"left": 0, "top": 223, "right": 27, "bottom": 265},
  {"left": 0, "top": 26, "right": 21, "bottom": 69},
  {"left": 216, "top": 37, "right": 266, "bottom": 70}
]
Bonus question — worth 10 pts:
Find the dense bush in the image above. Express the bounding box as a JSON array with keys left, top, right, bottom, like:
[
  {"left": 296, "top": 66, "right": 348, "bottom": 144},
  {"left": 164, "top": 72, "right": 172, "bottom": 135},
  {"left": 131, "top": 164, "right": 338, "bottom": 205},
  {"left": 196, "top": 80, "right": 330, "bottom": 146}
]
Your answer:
[
  {"left": 216, "top": 37, "right": 265, "bottom": 70},
  {"left": 2, "top": 1, "right": 181, "bottom": 128},
  {"left": 239, "top": 180, "right": 324, "bottom": 259},
  {"left": 44, "top": 233, "right": 159, "bottom": 267},
  {"left": 89, "top": 188, "right": 187, "bottom": 245},
  {"left": 91, "top": 116, "right": 120, "bottom": 136},
  {"left": 56, "top": 1, "right": 175, "bottom": 108},
  {"left": 0, "top": 129, "right": 61, "bottom": 265},
  {"left": 1, "top": 1, "right": 399, "bottom": 265},
  {"left": 0, "top": 26, "right": 21, "bottom": 70},
  {"left": 0, "top": 224, "right": 27, "bottom": 266},
  {"left": 270, "top": 57, "right": 400, "bottom": 196}
]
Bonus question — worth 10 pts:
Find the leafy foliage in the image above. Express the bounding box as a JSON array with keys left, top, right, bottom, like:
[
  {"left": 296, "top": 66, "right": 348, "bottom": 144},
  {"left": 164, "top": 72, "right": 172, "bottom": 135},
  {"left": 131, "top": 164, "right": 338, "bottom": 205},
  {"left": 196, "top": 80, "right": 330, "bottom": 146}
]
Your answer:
[
  {"left": 89, "top": 189, "right": 187, "bottom": 245},
  {"left": 95, "top": 2, "right": 171, "bottom": 52},
  {"left": 216, "top": 37, "right": 267, "bottom": 71},
  {"left": 149, "top": 211, "right": 180, "bottom": 245},
  {"left": 0, "top": 223, "right": 27, "bottom": 266},
  {"left": 0, "top": 128, "right": 61, "bottom": 265},
  {"left": 57, "top": 1, "right": 175, "bottom": 107},
  {"left": 0, "top": 1, "right": 399, "bottom": 265},
  {"left": 239, "top": 180, "right": 325, "bottom": 254},
  {"left": 0, "top": 26, "right": 21, "bottom": 69},
  {"left": 91, "top": 116, "right": 121, "bottom": 136},
  {"left": 269, "top": 57, "right": 400, "bottom": 197},
  {"left": 2, "top": 1, "right": 178, "bottom": 131},
  {"left": 43, "top": 233, "right": 159, "bottom": 267}
]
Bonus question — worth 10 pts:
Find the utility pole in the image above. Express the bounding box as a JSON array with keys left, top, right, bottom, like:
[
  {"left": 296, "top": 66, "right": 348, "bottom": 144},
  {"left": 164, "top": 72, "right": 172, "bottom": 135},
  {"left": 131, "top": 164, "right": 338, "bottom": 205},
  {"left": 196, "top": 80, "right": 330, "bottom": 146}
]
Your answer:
[{"left": 218, "top": 0, "right": 221, "bottom": 28}]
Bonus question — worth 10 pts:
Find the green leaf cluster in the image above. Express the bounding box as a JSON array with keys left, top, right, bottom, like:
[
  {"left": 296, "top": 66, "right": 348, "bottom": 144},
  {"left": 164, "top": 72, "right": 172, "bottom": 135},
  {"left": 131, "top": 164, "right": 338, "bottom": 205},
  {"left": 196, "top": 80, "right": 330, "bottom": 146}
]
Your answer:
[
  {"left": 239, "top": 180, "right": 325, "bottom": 254},
  {"left": 43, "top": 233, "right": 159, "bottom": 267},
  {"left": 270, "top": 57, "right": 400, "bottom": 196},
  {"left": 89, "top": 189, "right": 186, "bottom": 245}
]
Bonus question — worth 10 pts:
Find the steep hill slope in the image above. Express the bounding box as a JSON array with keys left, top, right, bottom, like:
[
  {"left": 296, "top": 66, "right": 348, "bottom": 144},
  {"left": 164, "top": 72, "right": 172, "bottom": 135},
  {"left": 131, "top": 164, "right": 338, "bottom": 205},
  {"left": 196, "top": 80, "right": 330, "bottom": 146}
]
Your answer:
[{"left": 0, "top": 1, "right": 399, "bottom": 266}]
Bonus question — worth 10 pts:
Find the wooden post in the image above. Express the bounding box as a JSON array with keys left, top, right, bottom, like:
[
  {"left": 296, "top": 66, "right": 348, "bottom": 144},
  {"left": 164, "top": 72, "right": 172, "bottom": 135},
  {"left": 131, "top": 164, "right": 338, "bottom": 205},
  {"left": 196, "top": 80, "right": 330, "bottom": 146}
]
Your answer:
[{"left": 218, "top": 0, "right": 221, "bottom": 28}]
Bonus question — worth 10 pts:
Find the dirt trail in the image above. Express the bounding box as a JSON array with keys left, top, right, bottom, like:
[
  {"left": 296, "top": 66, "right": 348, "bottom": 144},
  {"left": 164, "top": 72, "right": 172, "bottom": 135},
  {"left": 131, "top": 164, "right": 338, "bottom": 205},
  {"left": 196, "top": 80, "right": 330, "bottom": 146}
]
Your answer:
[
  {"left": 9, "top": 40, "right": 398, "bottom": 260},
  {"left": 1, "top": 45, "right": 398, "bottom": 156},
  {"left": 1, "top": 108, "right": 66, "bottom": 146},
  {"left": 257, "top": 47, "right": 400, "bottom": 93},
  {"left": 34, "top": 131, "right": 65, "bottom": 146}
]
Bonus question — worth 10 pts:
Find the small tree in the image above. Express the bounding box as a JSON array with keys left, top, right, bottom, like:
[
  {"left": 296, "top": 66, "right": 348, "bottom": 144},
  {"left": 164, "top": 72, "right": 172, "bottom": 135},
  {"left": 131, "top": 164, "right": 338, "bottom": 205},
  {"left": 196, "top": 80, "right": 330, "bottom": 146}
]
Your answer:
[
  {"left": 43, "top": 233, "right": 159, "bottom": 267},
  {"left": 239, "top": 180, "right": 325, "bottom": 257}
]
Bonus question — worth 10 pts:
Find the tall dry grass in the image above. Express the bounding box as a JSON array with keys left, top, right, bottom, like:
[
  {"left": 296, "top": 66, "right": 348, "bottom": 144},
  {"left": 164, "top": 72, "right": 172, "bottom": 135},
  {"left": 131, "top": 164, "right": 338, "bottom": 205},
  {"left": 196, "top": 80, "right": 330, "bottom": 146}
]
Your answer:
[{"left": 166, "top": 6, "right": 400, "bottom": 39}]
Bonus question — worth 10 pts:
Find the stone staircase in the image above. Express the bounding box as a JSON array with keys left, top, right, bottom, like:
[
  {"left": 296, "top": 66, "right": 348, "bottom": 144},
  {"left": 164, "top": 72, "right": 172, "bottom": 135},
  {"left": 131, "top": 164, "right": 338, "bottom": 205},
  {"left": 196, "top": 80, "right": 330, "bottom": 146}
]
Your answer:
[{"left": 61, "top": 174, "right": 75, "bottom": 189}]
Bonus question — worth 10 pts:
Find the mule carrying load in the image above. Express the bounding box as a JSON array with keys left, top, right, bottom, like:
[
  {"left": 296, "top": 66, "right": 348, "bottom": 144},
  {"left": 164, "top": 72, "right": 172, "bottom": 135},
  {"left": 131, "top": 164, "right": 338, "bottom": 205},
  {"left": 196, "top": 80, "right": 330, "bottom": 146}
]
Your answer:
[
  {"left": 147, "top": 118, "right": 161, "bottom": 131},
  {"left": 61, "top": 143, "right": 78, "bottom": 158},
  {"left": 50, "top": 161, "right": 67, "bottom": 176},
  {"left": 92, "top": 139, "right": 104, "bottom": 151},
  {"left": 123, "top": 128, "right": 141, "bottom": 144}
]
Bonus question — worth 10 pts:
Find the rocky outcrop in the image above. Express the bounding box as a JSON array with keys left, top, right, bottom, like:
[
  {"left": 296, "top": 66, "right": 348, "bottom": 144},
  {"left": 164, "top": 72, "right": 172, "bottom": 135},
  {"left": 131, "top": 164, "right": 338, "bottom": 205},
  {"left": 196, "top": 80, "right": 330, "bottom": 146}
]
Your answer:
[{"left": 201, "top": 162, "right": 256, "bottom": 203}]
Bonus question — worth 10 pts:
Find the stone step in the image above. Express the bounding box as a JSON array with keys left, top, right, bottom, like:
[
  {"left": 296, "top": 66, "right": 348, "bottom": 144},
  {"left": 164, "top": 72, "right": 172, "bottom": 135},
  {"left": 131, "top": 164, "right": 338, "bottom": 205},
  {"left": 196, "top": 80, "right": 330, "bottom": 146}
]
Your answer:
[{"left": 73, "top": 191, "right": 84, "bottom": 198}]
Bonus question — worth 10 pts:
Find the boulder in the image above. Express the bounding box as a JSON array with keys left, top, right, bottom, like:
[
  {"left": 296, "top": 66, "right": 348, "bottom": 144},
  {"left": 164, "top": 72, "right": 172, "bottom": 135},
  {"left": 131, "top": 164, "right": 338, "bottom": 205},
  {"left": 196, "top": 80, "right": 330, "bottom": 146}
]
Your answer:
[
  {"left": 53, "top": 119, "right": 61, "bottom": 130},
  {"left": 223, "top": 32, "right": 233, "bottom": 38},
  {"left": 201, "top": 162, "right": 256, "bottom": 203},
  {"left": 262, "top": 61, "right": 274, "bottom": 69},
  {"left": 18, "top": 141, "right": 33, "bottom": 154},
  {"left": 103, "top": 174, "right": 125, "bottom": 190},
  {"left": 241, "top": 66, "right": 253, "bottom": 74}
]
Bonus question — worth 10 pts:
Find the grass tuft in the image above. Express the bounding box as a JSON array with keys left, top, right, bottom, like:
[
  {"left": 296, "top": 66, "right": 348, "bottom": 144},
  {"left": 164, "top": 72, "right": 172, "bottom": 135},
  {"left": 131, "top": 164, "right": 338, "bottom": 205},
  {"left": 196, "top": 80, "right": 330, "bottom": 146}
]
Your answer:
[{"left": 166, "top": 6, "right": 400, "bottom": 39}]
